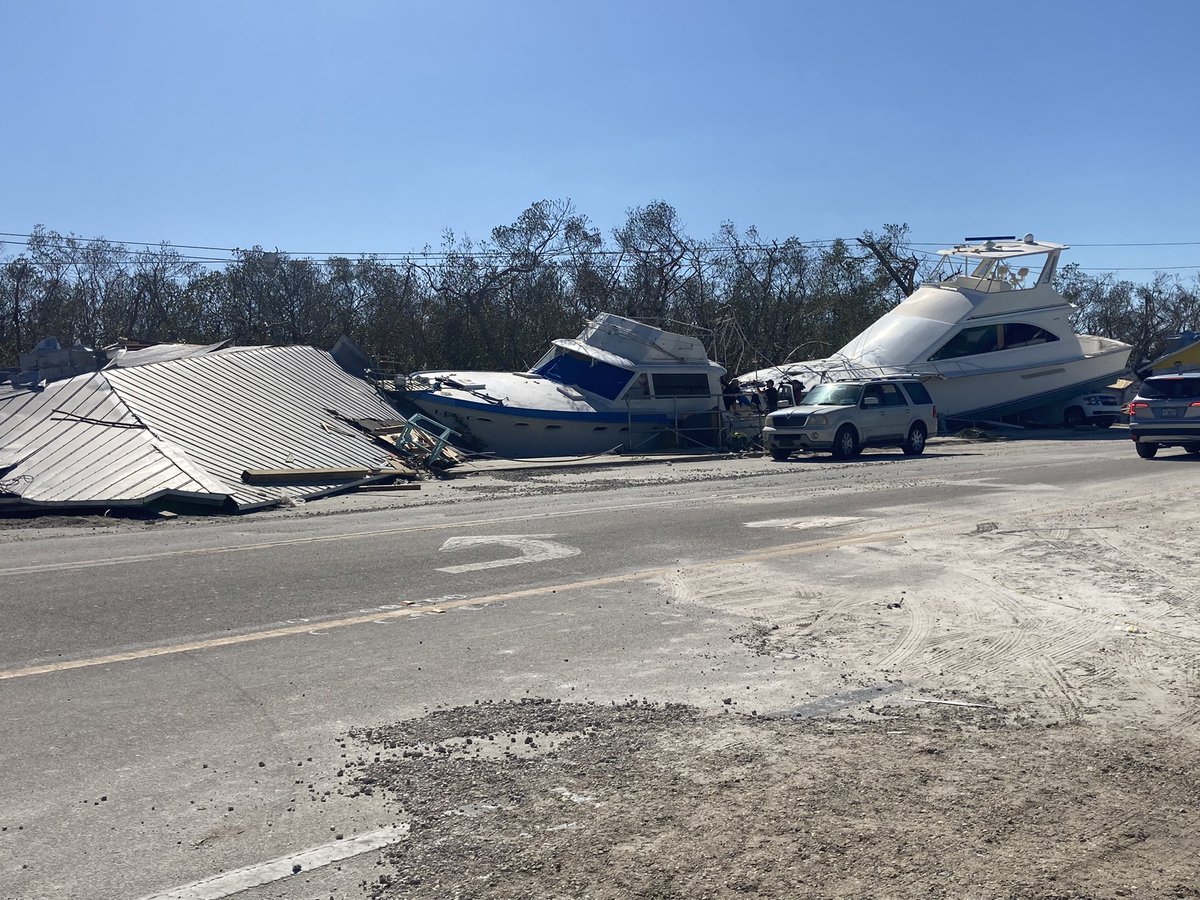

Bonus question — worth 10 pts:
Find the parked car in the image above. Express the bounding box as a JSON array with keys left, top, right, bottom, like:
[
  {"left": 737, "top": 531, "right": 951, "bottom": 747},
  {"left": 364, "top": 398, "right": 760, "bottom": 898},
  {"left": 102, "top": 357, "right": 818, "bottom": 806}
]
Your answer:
[
  {"left": 1128, "top": 372, "right": 1200, "bottom": 458},
  {"left": 1062, "top": 391, "right": 1122, "bottom": 428},
  {"left": 763, "top": 377, "right": 937, "bottom": 460},
  {"left": 1018, "top": 391, "right": 1122, "bottom": 428}
]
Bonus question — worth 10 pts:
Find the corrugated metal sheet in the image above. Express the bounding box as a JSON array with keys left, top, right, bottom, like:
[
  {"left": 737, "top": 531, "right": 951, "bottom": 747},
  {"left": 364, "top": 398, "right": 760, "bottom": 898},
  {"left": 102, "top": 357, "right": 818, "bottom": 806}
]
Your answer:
[
  {"left": 106, "top": 341, "right": 232, "bottom": 368},
  {"left": 0, "top": 345, "right": 410, "bottom": 512},
  {"left": 0, "top": 374, "right": 224, "bottom": 508}
]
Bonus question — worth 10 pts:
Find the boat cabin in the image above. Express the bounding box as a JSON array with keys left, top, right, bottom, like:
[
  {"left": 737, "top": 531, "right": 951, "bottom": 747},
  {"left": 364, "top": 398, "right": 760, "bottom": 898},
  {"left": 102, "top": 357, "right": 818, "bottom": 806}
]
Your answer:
[{"left": 531, "top": 346, "right": 716, "bottom": 403}]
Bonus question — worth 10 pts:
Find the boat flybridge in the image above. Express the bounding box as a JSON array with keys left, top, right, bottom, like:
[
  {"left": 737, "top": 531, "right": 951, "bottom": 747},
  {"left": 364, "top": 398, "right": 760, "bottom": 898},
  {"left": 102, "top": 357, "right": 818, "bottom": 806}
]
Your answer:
[
  {"left": 741, "top": 234, "right": 1132, "bottom": 421},
  {"left": 397, "top": 313, "right": 727, "bottom": 458}
]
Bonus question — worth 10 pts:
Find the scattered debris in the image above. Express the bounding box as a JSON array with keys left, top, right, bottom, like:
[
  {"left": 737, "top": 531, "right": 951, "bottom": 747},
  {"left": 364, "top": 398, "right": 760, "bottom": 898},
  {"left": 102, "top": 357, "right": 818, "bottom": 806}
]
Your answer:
[
  {"left": 902, "top": 698, "right": 1000, "bottom": 710},
  {"left": 952, "top": 427, "right": 1006, "bottom": 442}
]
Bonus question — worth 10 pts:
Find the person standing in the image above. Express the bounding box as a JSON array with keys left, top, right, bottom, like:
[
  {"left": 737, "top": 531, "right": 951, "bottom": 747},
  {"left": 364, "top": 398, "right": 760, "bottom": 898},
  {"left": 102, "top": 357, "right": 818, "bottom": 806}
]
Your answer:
[{"left": 764, "top": 379, "right": 779, "bottom": 413}]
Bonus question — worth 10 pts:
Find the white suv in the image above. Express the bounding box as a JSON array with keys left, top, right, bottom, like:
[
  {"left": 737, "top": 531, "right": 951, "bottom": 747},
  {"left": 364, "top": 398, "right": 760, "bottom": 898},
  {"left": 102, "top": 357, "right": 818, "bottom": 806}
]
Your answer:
[{"left": 763, "top": 377, "right": 938, "bottom": 460}]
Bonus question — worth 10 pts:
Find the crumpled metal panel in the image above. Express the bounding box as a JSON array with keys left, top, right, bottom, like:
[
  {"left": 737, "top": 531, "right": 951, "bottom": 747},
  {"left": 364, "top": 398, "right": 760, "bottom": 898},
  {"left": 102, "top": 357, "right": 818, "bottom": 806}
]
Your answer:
[
  {"left": 0, "top": 345, "right": 408, "bottom": 511},
  {"left": 0, "top": 373, "right": 222, "bottom": 507}
]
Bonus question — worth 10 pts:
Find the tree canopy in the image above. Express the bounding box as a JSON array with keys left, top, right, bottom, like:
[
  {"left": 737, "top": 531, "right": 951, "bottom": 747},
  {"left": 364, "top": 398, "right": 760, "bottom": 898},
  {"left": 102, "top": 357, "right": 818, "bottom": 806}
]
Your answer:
[{"left": 2, "top": 201, "right": 1192, "bottom": 375}]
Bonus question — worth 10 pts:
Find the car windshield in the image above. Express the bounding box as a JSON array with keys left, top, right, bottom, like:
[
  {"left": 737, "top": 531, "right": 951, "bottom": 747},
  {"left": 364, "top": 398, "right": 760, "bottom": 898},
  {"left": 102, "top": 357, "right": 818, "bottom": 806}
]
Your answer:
[
  {"left": 1139, "top": 377, "right": 1200, "bottom": 400},
  {"left": 803, "top": 383, "right": 862, "bottom": 406}
]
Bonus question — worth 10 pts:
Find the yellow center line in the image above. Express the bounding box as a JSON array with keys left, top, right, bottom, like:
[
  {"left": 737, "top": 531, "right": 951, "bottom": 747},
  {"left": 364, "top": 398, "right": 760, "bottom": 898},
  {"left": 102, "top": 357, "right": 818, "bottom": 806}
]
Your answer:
[{"left": 0, "top": 528, "right": 913, "bottom": 681}]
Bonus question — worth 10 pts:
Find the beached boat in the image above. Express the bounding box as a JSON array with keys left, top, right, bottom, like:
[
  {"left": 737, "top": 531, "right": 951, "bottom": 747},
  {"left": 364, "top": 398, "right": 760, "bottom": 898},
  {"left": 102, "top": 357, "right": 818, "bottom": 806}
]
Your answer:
[
  {"left": 741, "top": 235, "right": 1132, "bottom": 421},
  {"left": 396, "top": 314, "right": 727, "bottom": 458}
]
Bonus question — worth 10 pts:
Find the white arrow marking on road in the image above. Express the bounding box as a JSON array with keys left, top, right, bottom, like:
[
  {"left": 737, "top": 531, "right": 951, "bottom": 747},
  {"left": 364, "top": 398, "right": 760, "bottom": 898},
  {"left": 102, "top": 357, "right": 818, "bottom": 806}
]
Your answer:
[
  {"left": 744, "top": 516, "right": 864, "bottom": 529},
  {"left": 436, "top": 534, "right": 581, "bottom": 574}
]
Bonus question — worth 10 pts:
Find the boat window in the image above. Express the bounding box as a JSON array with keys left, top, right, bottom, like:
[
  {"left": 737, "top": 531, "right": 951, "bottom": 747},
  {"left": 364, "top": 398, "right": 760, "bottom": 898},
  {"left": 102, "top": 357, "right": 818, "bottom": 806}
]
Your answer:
[
  {"left": 803, "top": 383, "right": 863, "bottom": 406},
  {"left": 533, "top": 351, "right": 634, "bottom": 401},
  {"left": 1001, "top": 323, "right": 1058, "bottom": 349},
  {"left": 651, "top": 373, "right": 712, "bottom": 397},
  {"left": 928, "top": 323, "right": 1058, "bottom": 361},
  {"left": 969, "top": 259, "right": 997, "bottom": 279},
  {"left": 929, "top": 325, "right": 998, "bottom": 360}
]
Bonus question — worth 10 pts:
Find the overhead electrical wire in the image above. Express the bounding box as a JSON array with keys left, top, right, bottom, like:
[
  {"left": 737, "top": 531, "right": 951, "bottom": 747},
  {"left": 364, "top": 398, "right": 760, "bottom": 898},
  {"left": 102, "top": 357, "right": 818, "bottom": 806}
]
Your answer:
[
  {"left": 0, "top": 230, "right": 842, "bottom": 261},
  {"left": 2, "top": 231, "right": 1199, "bottom": 274}
]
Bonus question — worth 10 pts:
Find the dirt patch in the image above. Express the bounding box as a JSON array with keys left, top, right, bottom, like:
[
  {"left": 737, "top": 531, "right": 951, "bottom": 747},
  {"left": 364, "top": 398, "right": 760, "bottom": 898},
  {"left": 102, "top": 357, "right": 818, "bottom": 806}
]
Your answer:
[
  {"left": 348, "top": 699, "right": 1200, "bottom": 900},
  {"left": 0, "top": 509, "right": 171, "bottom": 530},
  {"left": 338, "top": 447, "right": 1200, "bottom": 899}
]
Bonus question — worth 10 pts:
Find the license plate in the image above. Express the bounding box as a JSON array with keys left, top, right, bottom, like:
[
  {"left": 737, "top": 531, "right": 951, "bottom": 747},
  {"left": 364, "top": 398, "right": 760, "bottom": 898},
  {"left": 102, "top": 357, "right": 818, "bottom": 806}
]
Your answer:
[{"left": 1161, "top": 408, "right": 1180, "bottom": 418}]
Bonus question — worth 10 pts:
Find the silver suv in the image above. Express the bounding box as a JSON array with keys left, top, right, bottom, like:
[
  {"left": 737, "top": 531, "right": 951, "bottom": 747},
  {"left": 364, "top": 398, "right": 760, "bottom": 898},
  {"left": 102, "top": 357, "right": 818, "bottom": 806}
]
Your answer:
[
  {"left": 1129, "top": 372, "right": 1200, "bottom": 459},
  {"left": 763, "top": 377, "right": 938, "bottom": 460}
]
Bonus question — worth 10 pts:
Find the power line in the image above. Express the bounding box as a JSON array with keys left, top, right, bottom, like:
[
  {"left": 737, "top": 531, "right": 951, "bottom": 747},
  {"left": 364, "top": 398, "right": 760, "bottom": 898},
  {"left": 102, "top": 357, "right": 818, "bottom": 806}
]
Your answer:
[
  {"left": 8, "top": 229, "right": 1200, "bottom": 256},
  {"left": 905, "top": 240, "right": 1200, "bottom": 248},
  {"left": 4, "top": 231, "right": 1199, "bottom": 275},
  {"left": 0, "top": 230, "right": 843, "bottom": 261}
]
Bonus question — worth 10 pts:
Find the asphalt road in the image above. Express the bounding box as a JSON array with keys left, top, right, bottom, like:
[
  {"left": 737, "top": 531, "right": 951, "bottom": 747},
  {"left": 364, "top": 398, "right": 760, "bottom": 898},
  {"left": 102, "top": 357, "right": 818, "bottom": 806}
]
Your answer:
[{"left": 0, "top": 429, "right": 1167, "bottom": 899}]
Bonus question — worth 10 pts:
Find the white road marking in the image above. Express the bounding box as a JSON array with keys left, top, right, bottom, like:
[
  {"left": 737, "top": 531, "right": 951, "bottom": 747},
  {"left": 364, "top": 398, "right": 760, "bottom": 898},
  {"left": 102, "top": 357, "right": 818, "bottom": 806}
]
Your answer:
[
  {"left": 0, "top": 499, "right": 679, "bottom": 578},
  {"left": 0, "top": 528, "right": 916, "bottom": 682},
  {"left": 743, "top": 516, "right": 864, "bottom": 529},
  {"left": 955, "top": 478, "right": 1067, "bottom": 492},
  {"left": 436, "top": 534, "right": 581, "bottom": 573},
  {"left": 135, "top": 824, "right": 408, "bottom": 900}
]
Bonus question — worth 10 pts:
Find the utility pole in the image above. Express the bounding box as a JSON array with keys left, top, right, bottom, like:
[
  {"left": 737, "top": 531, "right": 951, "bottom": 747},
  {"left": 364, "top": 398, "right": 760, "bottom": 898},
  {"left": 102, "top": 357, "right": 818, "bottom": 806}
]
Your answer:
[{"left": 857, "top": 237, "right": 917, "bottom": 297}]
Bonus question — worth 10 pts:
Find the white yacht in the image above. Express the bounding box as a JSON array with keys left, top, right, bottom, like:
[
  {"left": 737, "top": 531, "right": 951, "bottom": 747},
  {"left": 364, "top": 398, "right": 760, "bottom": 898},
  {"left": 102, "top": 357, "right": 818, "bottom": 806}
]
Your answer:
[
  {"left": 397, "top": 313, "right": 727, "bottom": 458},
  {"left": 741, "top": 235, "right": 1132, "bottom": 421}
]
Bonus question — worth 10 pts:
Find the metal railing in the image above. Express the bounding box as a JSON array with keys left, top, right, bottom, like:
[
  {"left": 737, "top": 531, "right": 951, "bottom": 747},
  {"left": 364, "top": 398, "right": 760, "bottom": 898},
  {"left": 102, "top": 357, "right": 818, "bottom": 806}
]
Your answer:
[{"left": 621, "top": 392, "right": 769, "bottom": 453}]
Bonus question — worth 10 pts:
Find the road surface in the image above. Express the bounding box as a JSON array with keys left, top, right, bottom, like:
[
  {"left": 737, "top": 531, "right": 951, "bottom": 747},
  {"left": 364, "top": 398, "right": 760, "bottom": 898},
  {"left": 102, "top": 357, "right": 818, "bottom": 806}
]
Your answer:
[{"left": 2, "top": 430, "right": 1197, "bottom": 899}]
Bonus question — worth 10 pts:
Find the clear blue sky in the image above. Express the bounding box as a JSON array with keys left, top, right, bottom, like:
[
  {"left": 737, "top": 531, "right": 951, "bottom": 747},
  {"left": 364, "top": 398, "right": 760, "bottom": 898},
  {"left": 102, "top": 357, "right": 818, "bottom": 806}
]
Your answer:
[{"left": 3, "top": 0, "right": 1197, "bottom": 277}]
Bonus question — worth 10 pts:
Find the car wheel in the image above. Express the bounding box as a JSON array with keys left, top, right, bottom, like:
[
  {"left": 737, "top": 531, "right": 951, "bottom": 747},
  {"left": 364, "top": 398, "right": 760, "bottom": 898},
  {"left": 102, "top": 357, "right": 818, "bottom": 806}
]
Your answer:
[
  {"left": 1184, "top": 443, "right": 1200, "bottom": 455},
  {"left": 902, "top": 422, "right": 927, "bottom": 456},
  {"left": 770, "top": 449, "right": 791, "bottom": 461},
  {"left": 1135, "top": 442, "right": 1158, "bottom": 459},
  {"left": 831, "top": 425, "right": 860, "bottom": 460},
  {"left": 1063, "top": 406, "right": 1086, "bottom": 428}
]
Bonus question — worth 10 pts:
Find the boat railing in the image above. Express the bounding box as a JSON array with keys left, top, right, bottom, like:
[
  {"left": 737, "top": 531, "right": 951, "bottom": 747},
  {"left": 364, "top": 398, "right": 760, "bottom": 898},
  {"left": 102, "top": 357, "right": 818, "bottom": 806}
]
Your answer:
[{"left": 621, "top": 392, "right": 768, "bottom": 453}]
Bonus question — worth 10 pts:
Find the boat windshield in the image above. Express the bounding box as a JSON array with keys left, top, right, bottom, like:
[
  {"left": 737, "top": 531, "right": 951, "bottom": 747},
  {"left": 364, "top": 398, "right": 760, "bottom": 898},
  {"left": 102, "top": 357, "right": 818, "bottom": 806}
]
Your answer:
[
  {"left": 803, "top": 383, "right": 862, "bottom": 406},
  {"left": 533, "top": 350, "right": 634, "bottom": 400},
  {"left": 953, "top": 254, "right": 1051, "bottom": 291}
]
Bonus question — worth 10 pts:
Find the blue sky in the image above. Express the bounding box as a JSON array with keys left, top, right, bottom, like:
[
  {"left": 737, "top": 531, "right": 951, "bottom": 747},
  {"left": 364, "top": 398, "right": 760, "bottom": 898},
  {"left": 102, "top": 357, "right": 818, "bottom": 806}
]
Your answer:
[{"left": 3, "top": 0, "right": 1198, "bottom": 277}]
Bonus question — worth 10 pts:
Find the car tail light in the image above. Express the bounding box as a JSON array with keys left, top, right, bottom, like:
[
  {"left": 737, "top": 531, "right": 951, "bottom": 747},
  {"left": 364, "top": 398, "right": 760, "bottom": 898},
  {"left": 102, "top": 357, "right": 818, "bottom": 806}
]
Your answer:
[
  {"left": 1129, "top": 402, "right": 1149, "bottom": 416},
  {"left": 1191, "top": 402, "right": 1200, "bottom": 407}
]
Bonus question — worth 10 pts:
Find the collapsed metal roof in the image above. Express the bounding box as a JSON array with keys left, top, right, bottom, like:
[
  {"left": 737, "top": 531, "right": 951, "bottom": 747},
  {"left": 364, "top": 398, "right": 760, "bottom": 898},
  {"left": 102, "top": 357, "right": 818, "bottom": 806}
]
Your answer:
[
  {"left": 104, "top": 341, "right": 239, "bottom": 368},
  {"left": 0, "top": 345, "right": 410, "bottom": 512}
]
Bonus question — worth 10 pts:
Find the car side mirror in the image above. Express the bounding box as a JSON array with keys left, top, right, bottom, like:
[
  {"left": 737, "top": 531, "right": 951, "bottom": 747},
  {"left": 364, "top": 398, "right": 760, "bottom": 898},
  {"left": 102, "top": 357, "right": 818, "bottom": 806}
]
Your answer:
[{"left": 862, "top": 396, "right": 879, "bottom": 408}]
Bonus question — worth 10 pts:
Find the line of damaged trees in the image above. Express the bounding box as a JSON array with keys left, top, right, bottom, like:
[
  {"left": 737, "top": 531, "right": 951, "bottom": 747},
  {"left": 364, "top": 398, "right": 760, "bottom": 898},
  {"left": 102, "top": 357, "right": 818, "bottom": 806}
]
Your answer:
[{"left": 2, "top": 199, "right": 1198, "bottom": 376}]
